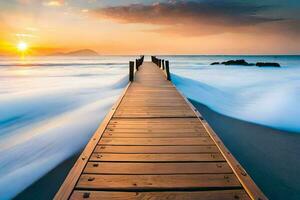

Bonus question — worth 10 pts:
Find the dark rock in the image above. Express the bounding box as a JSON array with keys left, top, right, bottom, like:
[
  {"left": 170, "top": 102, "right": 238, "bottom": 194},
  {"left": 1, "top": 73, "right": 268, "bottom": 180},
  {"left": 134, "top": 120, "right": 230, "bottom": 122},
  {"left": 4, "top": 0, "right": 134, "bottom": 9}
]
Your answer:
[
  {"left": 221, "top": 59, "right": 254, "bottom": 66},
  {"left": 210, "top": 62, "right": 220, "bottom": 65},
  {"left": 256, "top": 62, "right": 281, "bottom": 67}
]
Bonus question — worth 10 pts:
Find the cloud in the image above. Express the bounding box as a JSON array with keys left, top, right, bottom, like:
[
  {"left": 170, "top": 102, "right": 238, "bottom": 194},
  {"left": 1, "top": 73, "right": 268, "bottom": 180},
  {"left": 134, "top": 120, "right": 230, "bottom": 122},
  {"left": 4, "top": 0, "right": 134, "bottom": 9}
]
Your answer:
[
  {"left": 43, "top": 0, "right": 64, "bottom": 7},
  {"left": 92, "top": 0, "right": 284, "bottom": 35},
  {"left": 15, "top": 33, "right": 36, "bottom": 38}
]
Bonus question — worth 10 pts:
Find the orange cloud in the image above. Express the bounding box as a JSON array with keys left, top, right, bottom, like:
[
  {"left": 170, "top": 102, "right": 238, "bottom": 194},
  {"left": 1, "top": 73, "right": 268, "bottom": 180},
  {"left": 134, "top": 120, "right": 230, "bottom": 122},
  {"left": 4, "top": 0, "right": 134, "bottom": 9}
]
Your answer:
[{"left": 43, "top": 0, "right": 64, "bottom": 7}]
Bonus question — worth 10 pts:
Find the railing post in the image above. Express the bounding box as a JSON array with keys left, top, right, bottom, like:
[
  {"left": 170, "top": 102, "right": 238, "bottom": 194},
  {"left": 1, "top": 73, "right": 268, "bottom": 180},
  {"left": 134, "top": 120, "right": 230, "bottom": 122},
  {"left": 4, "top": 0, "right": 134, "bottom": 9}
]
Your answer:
[
  {"left": 158, "top": 59, "right": 161, "bottom": 68},
  {"left": 141, "top": 55, "right": 144, "bottom": 63},
  {"left": 165, "top": 60, "right": 171, "bottom": 81},
  {"left": 162, "top": 59, "right": 165, "bottom": 70},
  {"left": 135, "top": 59, "right": 139, "bottom": 71},
  {"left": 129, "top": 61, "right": 134, "bottom": 82}
]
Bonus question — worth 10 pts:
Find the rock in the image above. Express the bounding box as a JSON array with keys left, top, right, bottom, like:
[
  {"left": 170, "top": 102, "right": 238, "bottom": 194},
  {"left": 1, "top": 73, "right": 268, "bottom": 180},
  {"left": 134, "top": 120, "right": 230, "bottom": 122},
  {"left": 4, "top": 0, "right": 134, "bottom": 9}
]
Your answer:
[
  {"left": 211, "top": 59, "right": 281, "bottom": 67},
  {"left": 221, "top": 59, "right": 254, "bottom": 66},
  {"left": 256, "top": 62, "right": 280, "bottom": 67}
]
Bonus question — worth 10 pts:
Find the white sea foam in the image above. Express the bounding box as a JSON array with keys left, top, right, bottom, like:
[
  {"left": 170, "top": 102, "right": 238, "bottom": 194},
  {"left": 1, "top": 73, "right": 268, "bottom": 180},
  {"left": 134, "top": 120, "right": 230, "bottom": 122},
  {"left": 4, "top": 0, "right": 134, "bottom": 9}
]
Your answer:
[
  {"left": 1, "top": 55, "right": 300, "bottom": 199},
  {"left": 168, "top": 56, "right": 300, "bottom": 133},
  {"left": 0, "top": 56, "right": 131, "bottom": 199}
]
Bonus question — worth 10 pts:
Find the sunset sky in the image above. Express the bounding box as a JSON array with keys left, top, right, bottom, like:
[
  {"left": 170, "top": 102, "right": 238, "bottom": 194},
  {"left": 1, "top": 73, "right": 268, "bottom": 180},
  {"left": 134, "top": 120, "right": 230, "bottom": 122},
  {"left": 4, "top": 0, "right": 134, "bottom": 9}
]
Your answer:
[{"left": 0, "top": 0, "right": 300, "bottom": 55}]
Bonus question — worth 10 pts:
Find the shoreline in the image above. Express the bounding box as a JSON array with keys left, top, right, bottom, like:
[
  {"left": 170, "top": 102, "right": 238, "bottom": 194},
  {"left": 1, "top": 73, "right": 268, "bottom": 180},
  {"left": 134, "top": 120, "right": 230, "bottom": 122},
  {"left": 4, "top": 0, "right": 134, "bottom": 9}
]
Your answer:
[
  {"left": 190, "top": 99, "right": 300, "bottom": 200},
  {"left": 13, "top": 99, "right": 300, "bottom": 200},
  {"left": 14, "top": 153, "right": 80, "bottom": 200}
]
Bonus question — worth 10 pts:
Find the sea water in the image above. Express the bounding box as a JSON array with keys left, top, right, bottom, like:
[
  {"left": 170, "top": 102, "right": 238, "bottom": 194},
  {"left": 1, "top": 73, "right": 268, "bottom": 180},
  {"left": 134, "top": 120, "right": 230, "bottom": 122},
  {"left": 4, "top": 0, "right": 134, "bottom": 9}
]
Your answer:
[
  {"left": 0, "top": 56, "right": 133, "bottom": 199},
  {"left": 165, "top": 55, "right": 300, "bottom": 133},
  {"left": 162, "top": 55, "right": 300, "bottom": 200},
  {"left": 0, "top": 55, "right": 299, "bottom": 199}
]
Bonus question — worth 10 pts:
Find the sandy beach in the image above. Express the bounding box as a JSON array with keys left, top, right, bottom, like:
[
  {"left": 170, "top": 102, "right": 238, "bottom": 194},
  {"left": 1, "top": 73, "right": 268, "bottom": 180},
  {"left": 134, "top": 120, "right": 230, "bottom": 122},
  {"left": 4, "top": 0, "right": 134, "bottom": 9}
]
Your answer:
[{"left": 14, "top": 154, "right": 79, "bottom": 200}]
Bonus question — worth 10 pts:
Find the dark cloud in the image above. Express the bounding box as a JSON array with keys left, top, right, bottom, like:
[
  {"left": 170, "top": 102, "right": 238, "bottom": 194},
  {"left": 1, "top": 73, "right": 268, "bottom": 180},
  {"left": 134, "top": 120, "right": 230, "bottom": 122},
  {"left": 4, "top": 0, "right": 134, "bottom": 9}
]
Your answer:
[{"left": 92, "top": 0, "right": 284, "bottom": 34}]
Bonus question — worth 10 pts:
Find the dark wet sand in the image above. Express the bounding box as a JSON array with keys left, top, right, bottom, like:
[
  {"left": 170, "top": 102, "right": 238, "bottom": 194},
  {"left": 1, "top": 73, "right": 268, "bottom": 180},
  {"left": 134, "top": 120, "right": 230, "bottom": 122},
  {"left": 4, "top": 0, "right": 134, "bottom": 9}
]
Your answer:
[
  {"left": 14, "top": 153, "right": 80, "bottom": 200},
  {"left": 14, "top": 100, "right": 300, "bottom": 200},
  {"left": 190, "top": 100, "right": 300, "bottom": 200}
]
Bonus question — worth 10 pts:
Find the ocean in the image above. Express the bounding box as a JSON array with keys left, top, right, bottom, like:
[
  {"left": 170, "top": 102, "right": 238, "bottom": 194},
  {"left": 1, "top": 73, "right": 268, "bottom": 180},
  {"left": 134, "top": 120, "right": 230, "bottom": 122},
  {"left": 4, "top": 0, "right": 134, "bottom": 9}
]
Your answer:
[{"left": 0, "top": 55, "right": 299, "bottom": 199}]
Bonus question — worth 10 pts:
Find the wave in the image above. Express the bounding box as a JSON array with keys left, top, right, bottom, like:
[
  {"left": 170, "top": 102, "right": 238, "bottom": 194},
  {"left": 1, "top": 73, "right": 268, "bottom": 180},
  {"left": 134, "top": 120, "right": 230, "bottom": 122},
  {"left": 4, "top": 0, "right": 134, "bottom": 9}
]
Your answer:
[
  {"left": 0, "top": 64, "right": 128, "bottom": 199},
  {"left": 172, "top": 74, "right": 300, "bottom": 133}
]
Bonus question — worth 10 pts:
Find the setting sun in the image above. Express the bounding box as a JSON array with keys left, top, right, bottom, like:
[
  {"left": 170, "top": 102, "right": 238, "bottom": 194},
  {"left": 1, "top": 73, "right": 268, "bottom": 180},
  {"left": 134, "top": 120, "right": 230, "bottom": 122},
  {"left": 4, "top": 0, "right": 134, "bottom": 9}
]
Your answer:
[{"left": 17, "top": 42, "right": 28, "bottom": 52}]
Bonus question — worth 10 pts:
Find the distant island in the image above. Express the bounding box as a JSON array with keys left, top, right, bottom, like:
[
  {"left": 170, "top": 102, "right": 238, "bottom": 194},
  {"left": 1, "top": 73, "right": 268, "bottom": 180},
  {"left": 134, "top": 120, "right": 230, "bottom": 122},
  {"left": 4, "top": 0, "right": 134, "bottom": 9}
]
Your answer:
[{"left": 48, "top": 49, "right": 99, "bottom": 57}]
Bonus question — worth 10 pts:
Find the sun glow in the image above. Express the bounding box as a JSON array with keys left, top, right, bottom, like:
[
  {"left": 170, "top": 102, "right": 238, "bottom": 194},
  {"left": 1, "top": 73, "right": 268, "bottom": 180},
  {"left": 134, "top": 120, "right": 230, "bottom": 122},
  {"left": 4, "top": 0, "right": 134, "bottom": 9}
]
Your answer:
[{"left": 17, "top": 42, "right": 28, "bottom": 52}]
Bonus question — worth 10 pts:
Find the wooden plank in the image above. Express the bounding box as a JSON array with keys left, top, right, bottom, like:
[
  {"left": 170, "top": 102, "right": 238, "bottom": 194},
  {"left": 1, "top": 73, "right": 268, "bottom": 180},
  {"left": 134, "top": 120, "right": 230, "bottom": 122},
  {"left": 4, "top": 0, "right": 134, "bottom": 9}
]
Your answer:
[
  {"left": 94, "top": 145, "right": 220, "bottom": 154},
  {"left": 117, "top": 108, "right": 192, "bottom": 111},
  {"left": 90, "top": 153, "right": 225, "bottom": 162},
  {"left": 114, "top": 114, "right": 196, "bottom": 118},
  {"left": 107, "top": 124, "right": 205, "bottom": 129},
  {"left": 99, "top": 138, "right": 214, "bottom": 146},
  {"left": 121, "top": 97, "right": 187, "bottom": 100},
  {"left": 70, "top": 190, "right": 251, "bottom": 200},
  {"left": 109, "top": 120, "right": 200, "bottom": 125},
  {"left": 118, "top": 104, "right": 189, "bottom": 107},
  {"left": 110, "top": 118, "right": 200, "bottom": 122},
  {"left": 115, "top": 110, "right": 195, "bottom": 113},
  {"left": 76, "top": 174, "right": 242, "bottom": 190},
  {"left": 103, "top": 133, "right": 206, "bottom": 138},
  {"left": 105, "top": 128, "right": 207, "bottom": 133},
  {"left": 84, "top": 162, "right": 232, "bottom": 174}
]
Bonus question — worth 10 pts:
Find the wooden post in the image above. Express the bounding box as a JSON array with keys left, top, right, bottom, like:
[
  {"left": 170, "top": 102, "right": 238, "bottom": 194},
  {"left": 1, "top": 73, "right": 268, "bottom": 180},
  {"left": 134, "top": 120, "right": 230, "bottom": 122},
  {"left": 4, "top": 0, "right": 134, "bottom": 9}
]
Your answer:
[
  {"left": 141, "top": 55, "right": 144, "bottom": 63},
  {"left": 158, "top": 59, "right": 161, "bottom": 68},
  {"left": 162, "top": 59, "right": 165, "bottom": 70},
  {"left": 135, "top": 59, "right": 139, "bottom": 71},
  {"left": 129, "top": 61, "right": 134, "bottom": 82},
  {"left": 165, "top": 60, "right": 171, "bottom": 81}
]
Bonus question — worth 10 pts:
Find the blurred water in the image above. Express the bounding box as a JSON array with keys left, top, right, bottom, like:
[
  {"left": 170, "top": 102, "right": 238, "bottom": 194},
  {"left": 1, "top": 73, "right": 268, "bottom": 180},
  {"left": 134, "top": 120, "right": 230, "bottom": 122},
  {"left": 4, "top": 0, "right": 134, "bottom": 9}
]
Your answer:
[
  {"left": 0, "top": 56, "right": 135, "bottom": 199},
  {"left": 161, "top": 55, "right": 300, "bottom": 133},
  {"left": 0, "top": 55, "right": 299, "bottom": 199}
]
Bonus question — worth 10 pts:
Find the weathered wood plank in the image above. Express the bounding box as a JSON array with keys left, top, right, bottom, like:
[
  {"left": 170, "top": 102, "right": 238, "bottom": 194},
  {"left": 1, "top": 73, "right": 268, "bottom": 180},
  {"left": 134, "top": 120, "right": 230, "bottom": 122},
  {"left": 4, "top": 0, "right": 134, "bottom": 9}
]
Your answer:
[
  {"left": 107, "top": 125, "right": 205, "bottom": 130},
  {"left": 109, "top": 120, "right": 200, "bottom": 125},
  {"left": 84, "top": 162, "right": 232, "bottom": 174},
  {"left": 90, "top": 153, "right": 225, "bottom": 162},
  {"left": 94, "top": 145, "right": 220, "bottom": 154},
  {"left": 105, "top": 128, "right": 207, "bottom": 133},
  {"left": 76, "top": 174, "right": 241, "bottom": 190},
  {"left": 70, "top": 190, "right": 250, "bottom": 200},
  {"left": 103, "top": 133, "right": 206, "bottom": 138},
  {"left": 99, "top": 138, "right": 214, "bottom": 146},
  {"left": 110, "top": 118, "right": 200, "bottom": 122}
]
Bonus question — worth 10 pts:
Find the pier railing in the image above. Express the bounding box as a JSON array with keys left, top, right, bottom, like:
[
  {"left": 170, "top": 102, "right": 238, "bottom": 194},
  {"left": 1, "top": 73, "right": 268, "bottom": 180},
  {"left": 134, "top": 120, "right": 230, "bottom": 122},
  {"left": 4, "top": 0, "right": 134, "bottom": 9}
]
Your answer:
[
  {"left": 151, "top": 56, "right": 171, "bottom": 81},
  {"left": 129, "top": 55, "right": 144, "bottom": 82}
]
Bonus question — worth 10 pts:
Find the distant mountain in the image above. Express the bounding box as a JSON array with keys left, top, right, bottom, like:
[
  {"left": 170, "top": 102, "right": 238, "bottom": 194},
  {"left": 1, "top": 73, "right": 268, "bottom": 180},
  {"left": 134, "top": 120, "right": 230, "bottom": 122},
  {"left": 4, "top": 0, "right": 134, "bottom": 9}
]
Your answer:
[{"left": 49, "top": 49, "right": 99, "bottom": 57}]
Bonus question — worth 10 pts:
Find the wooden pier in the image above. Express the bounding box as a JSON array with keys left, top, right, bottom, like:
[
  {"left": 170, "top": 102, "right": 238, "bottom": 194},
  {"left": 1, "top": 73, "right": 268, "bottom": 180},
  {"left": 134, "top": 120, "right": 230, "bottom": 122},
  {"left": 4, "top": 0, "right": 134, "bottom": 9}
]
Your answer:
[{"left": 55, "top": 57, "right": 266, "bottom": 200}]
